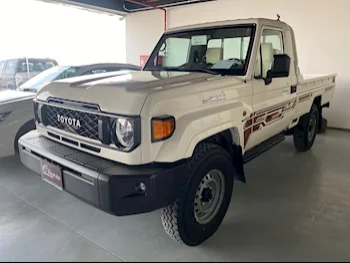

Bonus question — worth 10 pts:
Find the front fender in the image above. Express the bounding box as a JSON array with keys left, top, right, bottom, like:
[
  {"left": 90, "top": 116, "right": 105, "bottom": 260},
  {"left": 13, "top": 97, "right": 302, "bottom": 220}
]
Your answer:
[{"left": 152, "top": 102, "right": 246, "bottom": 163}]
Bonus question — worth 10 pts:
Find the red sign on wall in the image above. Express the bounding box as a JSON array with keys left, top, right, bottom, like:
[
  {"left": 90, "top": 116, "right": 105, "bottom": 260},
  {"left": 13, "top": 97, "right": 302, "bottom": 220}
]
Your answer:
[{"left": 140, "top": 55, "right": 149, "bottom": 67}]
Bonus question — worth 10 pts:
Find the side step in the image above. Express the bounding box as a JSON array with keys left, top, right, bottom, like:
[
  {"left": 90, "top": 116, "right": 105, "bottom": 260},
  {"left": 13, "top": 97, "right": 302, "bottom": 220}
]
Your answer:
[{"left": 243, "top": 133, "right": 285, "bottom": 164}]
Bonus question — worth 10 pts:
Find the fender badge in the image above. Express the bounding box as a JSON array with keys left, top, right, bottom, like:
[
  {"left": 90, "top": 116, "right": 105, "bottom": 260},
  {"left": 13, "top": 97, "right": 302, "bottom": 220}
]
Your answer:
[{"left": 203, "top": 95, "right": 226, "bottom": 104}]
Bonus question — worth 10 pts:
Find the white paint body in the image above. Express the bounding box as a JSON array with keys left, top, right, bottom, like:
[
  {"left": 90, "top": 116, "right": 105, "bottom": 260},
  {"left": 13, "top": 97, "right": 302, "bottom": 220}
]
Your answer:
[
  {"left": 35, "top": 18, "right": 336, "bottom": 165},
  {"left": 0, "top": 90, "right": 35, "bottom": 158},
  {"left": 126, "top": 0, "right": 349, "bottom": 130}
]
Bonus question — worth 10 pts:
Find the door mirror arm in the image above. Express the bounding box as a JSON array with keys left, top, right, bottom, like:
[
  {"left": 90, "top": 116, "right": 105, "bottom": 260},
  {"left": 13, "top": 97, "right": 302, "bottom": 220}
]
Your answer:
[{"left": 264, "top": 70, "right": 273, "bottom": 85}]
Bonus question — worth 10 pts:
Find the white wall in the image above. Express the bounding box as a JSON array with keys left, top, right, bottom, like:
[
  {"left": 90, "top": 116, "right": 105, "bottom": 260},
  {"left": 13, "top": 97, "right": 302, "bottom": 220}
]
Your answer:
[
  {"left": 125, "top": 10, "right": 164, "bottom": 67},
  {"left": 0, "top": 0, "right": 126, "bottom": 65},
  {"left": 125, "top": 0, "right": 350, "bottom": 129}
]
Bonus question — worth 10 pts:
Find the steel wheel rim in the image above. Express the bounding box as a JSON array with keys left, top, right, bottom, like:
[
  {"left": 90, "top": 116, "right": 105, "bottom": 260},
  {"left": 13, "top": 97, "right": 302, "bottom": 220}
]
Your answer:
[
  {"left": 194, "top": 169, "right": 225, "bottom": 225},
  {"left": 308, "top": 115, "right": 317, "bottom": 141}
]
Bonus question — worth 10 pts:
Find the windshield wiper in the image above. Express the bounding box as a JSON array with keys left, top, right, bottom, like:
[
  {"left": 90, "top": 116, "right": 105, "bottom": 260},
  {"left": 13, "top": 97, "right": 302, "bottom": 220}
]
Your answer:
[{"left": 144, "top": 66, "right": 184, "bottom": 72}]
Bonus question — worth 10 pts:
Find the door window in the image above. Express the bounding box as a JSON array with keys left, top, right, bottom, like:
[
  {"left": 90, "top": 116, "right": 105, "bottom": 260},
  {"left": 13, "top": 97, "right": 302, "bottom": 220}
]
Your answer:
[
  {"left": 0, "top": 62, "right": 5, "bottom": 75},
  {"left": 5, "top": 60, "right": 17, "bottom": 75},
  {"left": 262, "top": 30, "right": 284, "bottom": 54},
  {"left": 255, "top": 29, "right": 284, "bottom": 78}
]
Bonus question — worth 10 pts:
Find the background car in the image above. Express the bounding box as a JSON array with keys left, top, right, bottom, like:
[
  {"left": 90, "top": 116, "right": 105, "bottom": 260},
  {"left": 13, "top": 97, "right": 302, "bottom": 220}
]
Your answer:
[
  {"left": 0, "top": 89, "right": 35, "bottom": 158},
  {"left": 0, "top": 57, "right": 58, "bottom": 90},
  {"left": 18, "top": 63, "right": 141, "bottom": 93}
]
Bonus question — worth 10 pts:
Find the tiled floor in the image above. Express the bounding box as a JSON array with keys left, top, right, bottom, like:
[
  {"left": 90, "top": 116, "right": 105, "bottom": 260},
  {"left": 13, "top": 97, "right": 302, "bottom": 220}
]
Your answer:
[{"left": 1, "top": 130, "right": 350, "bottom": 261}]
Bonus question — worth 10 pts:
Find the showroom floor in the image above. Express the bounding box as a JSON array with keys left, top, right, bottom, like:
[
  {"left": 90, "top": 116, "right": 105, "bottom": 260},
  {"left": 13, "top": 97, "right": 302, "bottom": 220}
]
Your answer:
[{"left": 1, "top": 129, "right": 350, "bottom": 262}]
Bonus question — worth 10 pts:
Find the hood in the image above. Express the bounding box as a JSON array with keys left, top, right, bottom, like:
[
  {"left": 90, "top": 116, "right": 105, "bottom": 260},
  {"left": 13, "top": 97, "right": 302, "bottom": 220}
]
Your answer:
[
  {"left": 36, "top": 70, "right": 214, "bottom": 115},
  {"left": 0, "top": 90, "right": 35, "bottom": 104},
  {"left": 20, "top": 80, "right": 49, "bottom": 93}
]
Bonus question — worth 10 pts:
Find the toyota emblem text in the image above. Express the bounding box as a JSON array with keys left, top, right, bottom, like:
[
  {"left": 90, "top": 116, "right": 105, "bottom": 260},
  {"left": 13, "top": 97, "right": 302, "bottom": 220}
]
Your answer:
[{"left": 57, "top": 114, "right": 81, "bottom": 128}]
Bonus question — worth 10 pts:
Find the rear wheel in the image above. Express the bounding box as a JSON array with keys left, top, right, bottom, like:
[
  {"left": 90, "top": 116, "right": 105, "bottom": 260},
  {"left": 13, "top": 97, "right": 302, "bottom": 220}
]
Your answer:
[
  {"left": 161, "top": 143, "right": 234, "bottom": 246},
  {"left": 293, "top": 104, "right": 319, "bottom": 152}
]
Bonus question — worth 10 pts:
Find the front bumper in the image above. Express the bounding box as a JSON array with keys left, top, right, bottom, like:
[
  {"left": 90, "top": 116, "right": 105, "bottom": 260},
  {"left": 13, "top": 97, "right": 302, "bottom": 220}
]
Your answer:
[{"left": 19, "top": 131, "right": 186, "bottom": 216}]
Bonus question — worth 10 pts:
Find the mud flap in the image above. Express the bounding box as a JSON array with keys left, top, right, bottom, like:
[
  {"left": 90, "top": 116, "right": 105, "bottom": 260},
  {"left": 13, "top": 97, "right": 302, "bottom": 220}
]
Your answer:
[{"left": 232, "top": 145, "right": 246, "bottom": 183}]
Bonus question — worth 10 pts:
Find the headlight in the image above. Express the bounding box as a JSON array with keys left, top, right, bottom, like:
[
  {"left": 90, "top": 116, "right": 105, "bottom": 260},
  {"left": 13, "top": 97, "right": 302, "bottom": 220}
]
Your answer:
[
  {"left": 116, "top": 118, "right": 134, "bottom": 149},
  {"left": 112, "top": 117, "right": 141, "bottom": 152}
]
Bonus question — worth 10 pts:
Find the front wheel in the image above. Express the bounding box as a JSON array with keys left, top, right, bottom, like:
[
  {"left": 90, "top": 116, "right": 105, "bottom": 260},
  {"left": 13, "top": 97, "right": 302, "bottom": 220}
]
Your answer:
[
  {"left": 161, "top": 143, "right": 234, "bottom": 246},
  {"left": 293, "top": 104, "right": 319, "bottom": 152}
]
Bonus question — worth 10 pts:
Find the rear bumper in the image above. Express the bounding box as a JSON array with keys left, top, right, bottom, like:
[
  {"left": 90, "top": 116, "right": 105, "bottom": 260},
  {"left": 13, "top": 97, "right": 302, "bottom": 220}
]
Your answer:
[{"left": 19, "top": 131, "right": 186, "bottom": 216}]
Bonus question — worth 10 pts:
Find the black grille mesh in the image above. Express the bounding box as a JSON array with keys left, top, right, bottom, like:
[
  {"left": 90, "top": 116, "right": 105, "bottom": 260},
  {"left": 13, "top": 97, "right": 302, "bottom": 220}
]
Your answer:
[{"left": 44, "top": 105, "right": 99, "bottom": 140}]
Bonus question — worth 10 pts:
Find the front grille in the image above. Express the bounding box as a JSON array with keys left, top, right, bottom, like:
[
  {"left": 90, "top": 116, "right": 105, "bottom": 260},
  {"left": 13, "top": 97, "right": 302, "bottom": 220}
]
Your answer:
[{"left": 44, "top": 105, "right": 99, "bottom": 140}]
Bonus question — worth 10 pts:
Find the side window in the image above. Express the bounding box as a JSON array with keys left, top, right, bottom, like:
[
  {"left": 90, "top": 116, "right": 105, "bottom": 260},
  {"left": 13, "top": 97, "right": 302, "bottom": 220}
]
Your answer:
[
  {"left": 16, "top": 59, "right": 28, "bottom": 73},
  {"left": 255, "top": 29, "right": 284, "bottom": 78},
  {"left": 56, "top": 67, "right": 78, "bottom": 80},
  {"left": 27, "top": 59, "right": 57, "bottom": 73},
  {"left": 0, "top": 62, "right": 5, "bottom": 75},
  {"left": 5, "top": 60, "right": 17, "bottom": 75},
  {"left": 262, "top": 29, "right": 284, "bottom": 54},
  {"left": 91, "top": 69, "right": 107, "bottom": 74}
]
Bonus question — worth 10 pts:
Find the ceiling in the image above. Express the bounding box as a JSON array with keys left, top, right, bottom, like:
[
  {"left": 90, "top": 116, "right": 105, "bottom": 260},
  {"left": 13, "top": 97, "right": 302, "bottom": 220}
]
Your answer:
[{"left": 42, "top": 0, "right": 216, "bottom": 15}]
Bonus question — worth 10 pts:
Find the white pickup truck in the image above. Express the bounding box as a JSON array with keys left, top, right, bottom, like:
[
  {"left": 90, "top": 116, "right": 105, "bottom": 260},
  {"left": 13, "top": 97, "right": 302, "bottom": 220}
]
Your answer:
[{"left": 19, "top": 18, "right": 336, "bottom": 246}]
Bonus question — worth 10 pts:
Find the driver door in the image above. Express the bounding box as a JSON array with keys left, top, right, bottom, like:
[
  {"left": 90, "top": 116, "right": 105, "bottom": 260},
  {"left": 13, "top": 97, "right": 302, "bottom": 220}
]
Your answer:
[{"left": 246, "top": 27, "right": 296, "bottom": 150}]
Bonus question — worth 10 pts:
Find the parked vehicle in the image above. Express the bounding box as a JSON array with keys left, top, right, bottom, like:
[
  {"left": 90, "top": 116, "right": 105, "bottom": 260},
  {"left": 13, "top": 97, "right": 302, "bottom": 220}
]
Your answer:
[
  {"left": 0, "top": 58, "right": 58, "bottom": 90},
  {"left": 19, "top": 18, "right": 336, "bottom": 246},
  {"left": 0, "top": 90, "right": 35, "bottom": 158},
  {"left": 0, "top": 63, "right": 140, "bottom": 157},
  {"left": 18, "top": 63, "right": 141, "bottom": 93}
]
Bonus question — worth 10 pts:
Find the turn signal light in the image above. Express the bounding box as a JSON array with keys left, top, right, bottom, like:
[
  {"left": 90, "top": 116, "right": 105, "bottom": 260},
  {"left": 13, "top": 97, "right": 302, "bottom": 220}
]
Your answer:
[{"left": 151, "top": 117, "right": 175, "bottom": 142}]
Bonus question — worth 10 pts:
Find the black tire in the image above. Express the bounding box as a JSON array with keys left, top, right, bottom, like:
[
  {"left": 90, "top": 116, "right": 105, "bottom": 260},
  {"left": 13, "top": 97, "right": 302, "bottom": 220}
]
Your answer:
[
  {"left": 293, "top": 104, "right": 319, "bottom": 152},
  {"left": 161, "top": 142, "right": 234, "bottom": 246}
]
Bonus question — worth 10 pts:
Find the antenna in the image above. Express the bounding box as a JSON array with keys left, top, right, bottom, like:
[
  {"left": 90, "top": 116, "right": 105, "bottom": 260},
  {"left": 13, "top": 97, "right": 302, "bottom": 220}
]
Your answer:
[{"left": 277, "top": 14, "right": 281, "bottom": 21}]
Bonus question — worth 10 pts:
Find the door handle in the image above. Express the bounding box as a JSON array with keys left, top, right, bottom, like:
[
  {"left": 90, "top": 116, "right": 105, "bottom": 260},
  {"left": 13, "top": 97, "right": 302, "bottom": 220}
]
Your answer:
[{"left": 291, "top": 85, "right": 297, "bottom": 94}]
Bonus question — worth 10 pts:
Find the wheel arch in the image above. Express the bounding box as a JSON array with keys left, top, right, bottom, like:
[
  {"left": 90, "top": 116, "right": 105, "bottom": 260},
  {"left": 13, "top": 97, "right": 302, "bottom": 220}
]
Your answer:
[
  {"left": 14, "top": 119, "right": 35, "bottom": 154},
  {"left": 197, "top": 127, "right": 246, "bottom": 183}
]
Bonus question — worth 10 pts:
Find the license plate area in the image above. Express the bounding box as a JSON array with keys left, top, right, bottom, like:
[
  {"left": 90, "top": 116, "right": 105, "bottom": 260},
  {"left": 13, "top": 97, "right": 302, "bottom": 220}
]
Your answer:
[{"left": 41, "top": 159, "right": 63, "bottom": 191}]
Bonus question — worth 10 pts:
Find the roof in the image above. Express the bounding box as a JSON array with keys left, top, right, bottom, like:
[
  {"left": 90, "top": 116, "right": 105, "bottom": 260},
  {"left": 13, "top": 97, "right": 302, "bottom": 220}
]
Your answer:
[
  {"left": 58, "top": 62, "right": 141, "bottom": 70},
  {"left": 166, "top": 18, "right": 290, "bottom": 33},
  {"left": 0, "top": 57, "right": 57, "bottom": 62}
]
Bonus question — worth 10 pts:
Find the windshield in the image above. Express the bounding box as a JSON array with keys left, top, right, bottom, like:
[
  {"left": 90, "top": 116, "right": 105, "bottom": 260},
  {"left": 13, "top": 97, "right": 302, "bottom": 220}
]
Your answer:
[
  {"left": 144, "top": 25, "right": 255, "bottom": 76},
  {"left": 20, "top": 66, "right": 79, "bottom": 91}
]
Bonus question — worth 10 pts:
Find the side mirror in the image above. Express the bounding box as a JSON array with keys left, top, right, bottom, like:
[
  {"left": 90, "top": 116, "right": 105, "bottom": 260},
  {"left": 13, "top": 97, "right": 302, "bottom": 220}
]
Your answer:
[
  {"left": 264, "top": 54, "right": 291, "bottom": 85},
  {"left": 271, "top": 54, "right": 291, "bottom": 78}
]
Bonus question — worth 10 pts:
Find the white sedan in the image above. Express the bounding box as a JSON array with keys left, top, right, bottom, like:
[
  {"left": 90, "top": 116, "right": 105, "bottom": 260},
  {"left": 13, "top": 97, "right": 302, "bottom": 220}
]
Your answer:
[{"left": 0, "top": 89, "right": 35, "bottom": 158}]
